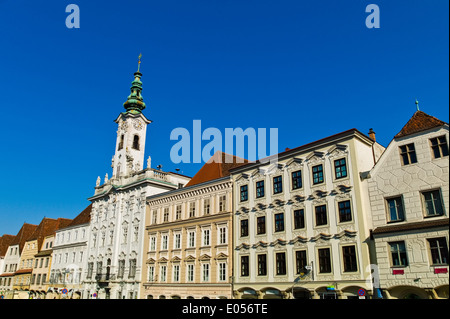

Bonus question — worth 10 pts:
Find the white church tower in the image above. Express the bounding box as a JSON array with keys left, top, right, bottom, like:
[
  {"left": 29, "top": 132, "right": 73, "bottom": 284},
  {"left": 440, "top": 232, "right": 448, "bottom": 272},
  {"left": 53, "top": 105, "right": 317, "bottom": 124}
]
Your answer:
[
  {"left": 112, "top": 58, "right": 151, "bottom": 177},
  {"left": 84, "top": 57, "right": 191, "bottom": 299}
]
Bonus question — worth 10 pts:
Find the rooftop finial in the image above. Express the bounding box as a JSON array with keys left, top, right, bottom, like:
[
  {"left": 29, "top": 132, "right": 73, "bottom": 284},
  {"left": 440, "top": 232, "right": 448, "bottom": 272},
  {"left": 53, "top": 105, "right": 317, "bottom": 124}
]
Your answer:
[
  {"left": 415, "top": 98, "right": 419, "bottom": 111},
  {"left": 137, "top": 53, "right": 142, "bottom": 72}
]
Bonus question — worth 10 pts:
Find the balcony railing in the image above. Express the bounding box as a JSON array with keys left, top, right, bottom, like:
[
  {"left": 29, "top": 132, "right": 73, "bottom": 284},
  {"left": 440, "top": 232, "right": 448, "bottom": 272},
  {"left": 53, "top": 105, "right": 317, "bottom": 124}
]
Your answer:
[{"left": 95, "top": 274, "right": 116, "bottom": 282}]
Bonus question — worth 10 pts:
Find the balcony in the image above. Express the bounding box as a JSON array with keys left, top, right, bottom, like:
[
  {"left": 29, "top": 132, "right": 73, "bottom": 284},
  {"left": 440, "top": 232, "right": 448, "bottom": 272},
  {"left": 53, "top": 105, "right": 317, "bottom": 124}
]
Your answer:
[{"left": 95, "top": 274, "right": 116, "bottom": 282}]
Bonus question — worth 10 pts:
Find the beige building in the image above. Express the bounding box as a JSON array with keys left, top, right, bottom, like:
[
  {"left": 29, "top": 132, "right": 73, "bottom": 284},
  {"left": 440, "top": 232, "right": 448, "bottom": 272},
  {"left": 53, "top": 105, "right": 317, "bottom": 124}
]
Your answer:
[
  {"left": 230, "top": 129, "right": 385, "bottom": 299},
  {"left": 141, "top": 152, "right": 245, "bottom": 299},
  {"left": 14, "top": 217, "right": 71, "bottom": 299},
  {"left": 367, "top": 110, "right": 449, "bottom": 299},
  {"left": 29, "top": 235, "right": 54, "bottom": 298}
]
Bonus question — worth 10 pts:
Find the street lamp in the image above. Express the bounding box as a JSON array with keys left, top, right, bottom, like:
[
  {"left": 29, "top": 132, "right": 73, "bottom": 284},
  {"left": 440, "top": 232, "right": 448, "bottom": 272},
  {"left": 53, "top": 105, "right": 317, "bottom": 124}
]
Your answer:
[{"left": 289, "top": 262, "right": 313, "bottom": 299}]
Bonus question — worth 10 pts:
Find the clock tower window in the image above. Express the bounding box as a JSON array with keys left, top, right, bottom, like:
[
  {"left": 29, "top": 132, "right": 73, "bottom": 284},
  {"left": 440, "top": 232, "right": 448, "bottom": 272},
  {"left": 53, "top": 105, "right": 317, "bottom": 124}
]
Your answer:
[
  {"left": 132, "top": 135, "right": 140, "bottom": 151},
  {"left": 118, "top": 135, "right": 124, "bottom": 151}
]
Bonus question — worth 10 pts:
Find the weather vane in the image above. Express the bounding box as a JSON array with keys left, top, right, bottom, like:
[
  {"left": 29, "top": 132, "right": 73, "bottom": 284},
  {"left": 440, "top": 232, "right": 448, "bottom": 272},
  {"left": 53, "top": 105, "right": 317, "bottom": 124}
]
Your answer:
[{"left": 137, "top": 53, "right": 142, "bottom": 72}]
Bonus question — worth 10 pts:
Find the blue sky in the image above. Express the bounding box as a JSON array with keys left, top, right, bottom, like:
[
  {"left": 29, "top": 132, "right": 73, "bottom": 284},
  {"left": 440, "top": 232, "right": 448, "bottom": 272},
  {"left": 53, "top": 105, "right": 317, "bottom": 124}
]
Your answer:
[{"left": 0, "top": 0, "right": 448, "bottom": 236}]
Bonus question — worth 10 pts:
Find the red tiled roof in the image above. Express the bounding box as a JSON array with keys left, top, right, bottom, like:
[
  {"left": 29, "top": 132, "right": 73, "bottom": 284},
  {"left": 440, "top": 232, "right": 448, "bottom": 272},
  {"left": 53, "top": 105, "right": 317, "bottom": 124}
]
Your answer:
[
  {"left": 65, "top": 204, "right": 92, "bottom": 228},
  {"left": 10, "top": 223, "right": 38, "bottom": 254},
  {"left": 0, "top": 234, "right": 16, "bottom": 257},
  {"left": 14, "top": 268, "right": 33, "bottom": 275},
  {"left": 395, "top": 111, "right": 448, "bottom": 139},
  {"left": 28, "top": 217, "right": 72, "bottom": 252},
  {"left": 184, "top": 151, "right": 248, "bottom": 187}
]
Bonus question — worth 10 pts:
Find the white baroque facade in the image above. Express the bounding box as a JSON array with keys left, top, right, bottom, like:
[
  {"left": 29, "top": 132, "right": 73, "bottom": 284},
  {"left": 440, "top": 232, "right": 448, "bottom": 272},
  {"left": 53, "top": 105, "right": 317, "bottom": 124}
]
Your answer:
[
  {"left": 367, "top": 110, "right": 449, "bottom": 299},
  {"left": 230, "top": 129, "right": 384, "bottom": 299},
  {"left": 82, "top": 69, "right": 190, "bottom": 299},
  {"left": 49, "top": 205, "right": 92, "bottom": 299}
]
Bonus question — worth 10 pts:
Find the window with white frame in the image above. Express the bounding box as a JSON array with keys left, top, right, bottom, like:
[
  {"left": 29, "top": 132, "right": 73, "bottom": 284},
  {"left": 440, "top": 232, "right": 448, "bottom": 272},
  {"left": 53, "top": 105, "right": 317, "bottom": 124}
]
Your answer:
[
  {"left": 202, "top": 263, "right": 210, "bottom": 282},
  {"left": 174, "top": 233, "right": 181, "bottom": 249},
  {"left": 188, "top": 231, "right": 195, "bottom": 248},
  {"left": 430, "top": 135, "right": 449, "bottom": 159},
  {"left": 161, "top": 234, "right": 168, "bottom": 250},
  {"left": 176, "top": 205, "right": 182, "bottom": 220},
  {"left": 219, "top": 195, "right": 226, "bottom": 212},
  {"left": 218, "top": 226, "right": 227, "bottom": 244},
  {"left": 389, "top": 241, "right": 408, "bottom": 267},
  {"left": 160, "top": 265, "right": 167, "bottom": 282},
  {"left": 148, "top": 265, "right": 155, "bottom": 281},
  {"left": 204, "top": 198, "right": 211, "bottom": 215},
  {"left": 152, "top": 210, "right": 158, "bottom": 224},
  {"left": 386, "top": 196, "right": 405, "bottom": 222},
  {"left": 150, "top": 236, "right": 156, "bottom": 251},
  {"left": 163, "top": 208, "right": 169, "bottom": 222},
  {"left": 218, "top": 262, "right": 227, "bottom": 281},
  {"left": 173, "top": 264, "right": 180, "bottom": 282},
  {"left": 189, "top": 202, "right": 196, "bottom": 218},
  {"left": 422, "top": 189, "right": 445, "bottom": 217},
  {"left": 202, "top": 228, "right": 210, "bottom": 246},
  {"left": 187, "top": 264, "right": 194, "bottom": 282},
  {"left": 428, "top": 237, "right": 449, "bottom": 265}
]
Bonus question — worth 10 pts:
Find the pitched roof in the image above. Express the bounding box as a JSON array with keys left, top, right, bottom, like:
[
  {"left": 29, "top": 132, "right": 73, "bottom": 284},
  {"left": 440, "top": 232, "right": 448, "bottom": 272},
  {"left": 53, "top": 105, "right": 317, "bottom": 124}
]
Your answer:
[
  {"left": 28, "top": 217, "right": 72, "bottom": 251},
  {"left": 184, "top": 151, "right": 248, "bottom": 187},
  {"left": 0, "top": 234, "right": 16, "bottom": 257},
  {"left": 65, "top": 204, "right": 92, "bottom": 228},
  {"left": 395, "top": 110, "right": 448, "bottom": 139},
  {"left": 10, "top": 223, "right": 38, "bottom": 254},
  {"left": 229, "top": 128, "right": 373, "bottom": 173}
]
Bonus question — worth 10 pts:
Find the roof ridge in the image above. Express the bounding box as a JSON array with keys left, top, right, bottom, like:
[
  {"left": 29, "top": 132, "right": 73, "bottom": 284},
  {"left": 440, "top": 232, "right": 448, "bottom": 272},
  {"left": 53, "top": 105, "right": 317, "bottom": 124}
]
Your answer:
[{"left": 394, "top": 110, "right": 447, "bottom": 139}]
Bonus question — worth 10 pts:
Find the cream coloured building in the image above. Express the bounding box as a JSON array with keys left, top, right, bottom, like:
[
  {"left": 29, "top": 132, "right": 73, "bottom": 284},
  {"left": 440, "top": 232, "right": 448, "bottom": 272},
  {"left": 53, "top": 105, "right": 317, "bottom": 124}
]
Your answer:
[
  {"left": 29, "top": 234, "right": 54, "bottom": 299},
  {"left": 141, "top": 152, "right": 245, "bottom": 299},
  {"left": 367, "top": 110, "right": 449, "bottom": 299},
  {"left": 230, "top": 128, "right": 384, "bottom": 299}
]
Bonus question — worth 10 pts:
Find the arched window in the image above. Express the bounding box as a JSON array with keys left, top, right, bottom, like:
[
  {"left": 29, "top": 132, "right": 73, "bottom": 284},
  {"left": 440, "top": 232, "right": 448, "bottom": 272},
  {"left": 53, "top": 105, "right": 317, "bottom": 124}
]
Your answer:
[
  {"left": 118, "top": 135, "right": 124, "bottom": 150},
  {"left": 132, "top": 135, "right": 140, "bottom": 150}
]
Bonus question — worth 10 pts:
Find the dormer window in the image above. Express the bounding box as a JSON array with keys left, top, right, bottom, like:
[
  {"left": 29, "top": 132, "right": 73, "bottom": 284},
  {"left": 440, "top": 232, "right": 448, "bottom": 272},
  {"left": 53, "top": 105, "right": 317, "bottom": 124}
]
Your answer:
[{"left": 132, "top": 135, "right": 140, "bottom": 150}]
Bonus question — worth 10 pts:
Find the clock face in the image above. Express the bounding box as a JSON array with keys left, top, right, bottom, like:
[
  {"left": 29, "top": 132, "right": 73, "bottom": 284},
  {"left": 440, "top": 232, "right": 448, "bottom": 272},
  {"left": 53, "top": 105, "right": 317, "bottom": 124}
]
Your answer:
[
  {"left": 133, "top": 119, "right": 143, "bottom": 130},
  {"left": 120, "top": 121, "right": 128, "bottom": 131}
]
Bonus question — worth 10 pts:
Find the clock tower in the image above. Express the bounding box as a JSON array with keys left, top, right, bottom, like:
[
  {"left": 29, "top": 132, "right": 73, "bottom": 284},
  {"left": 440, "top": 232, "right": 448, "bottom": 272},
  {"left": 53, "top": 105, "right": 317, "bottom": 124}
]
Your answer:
[{"left": 112, "top": 62, "right": 151, "bottom": 178}]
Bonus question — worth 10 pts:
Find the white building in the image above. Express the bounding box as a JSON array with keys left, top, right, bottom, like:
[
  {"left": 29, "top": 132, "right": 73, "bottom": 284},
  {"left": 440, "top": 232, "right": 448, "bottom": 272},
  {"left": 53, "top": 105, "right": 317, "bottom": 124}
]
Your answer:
[
  {"left": 367, "top": 110, "right": 449, "bottom": 299},
  {"left": 0, "top": 223, "right": 37, "bottom": 299},
  {"left": 230, "top": 128, "right": 384, "bottom": 299},
  {"left": 82, "top": 67, "right": 190, "bottom": 299},
  {"left": 0, "top": 234, "right": 16, "bottom": 297},
  {"left": 49, "top": 204, "right": 92, "bottom": 299}
]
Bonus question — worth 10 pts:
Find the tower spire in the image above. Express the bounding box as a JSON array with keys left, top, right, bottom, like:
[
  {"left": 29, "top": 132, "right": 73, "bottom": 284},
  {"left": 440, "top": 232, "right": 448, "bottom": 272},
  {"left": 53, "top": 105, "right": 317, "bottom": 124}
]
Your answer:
[
  {"left": 123, "top": 54, "right": 146, "bottom": 114},
  {"left": 415, "top": 98, "right": 420, "bottom": 111},
  {"left": 137, "top": 53, "right": 142, "bottom": 72}
]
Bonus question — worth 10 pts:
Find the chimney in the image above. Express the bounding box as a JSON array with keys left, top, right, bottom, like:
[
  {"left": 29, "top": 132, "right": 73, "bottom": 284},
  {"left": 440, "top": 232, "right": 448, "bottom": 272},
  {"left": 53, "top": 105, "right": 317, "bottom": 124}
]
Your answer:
[{"left": 368, "top": 128, "right": 376, "bottom": 142}]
